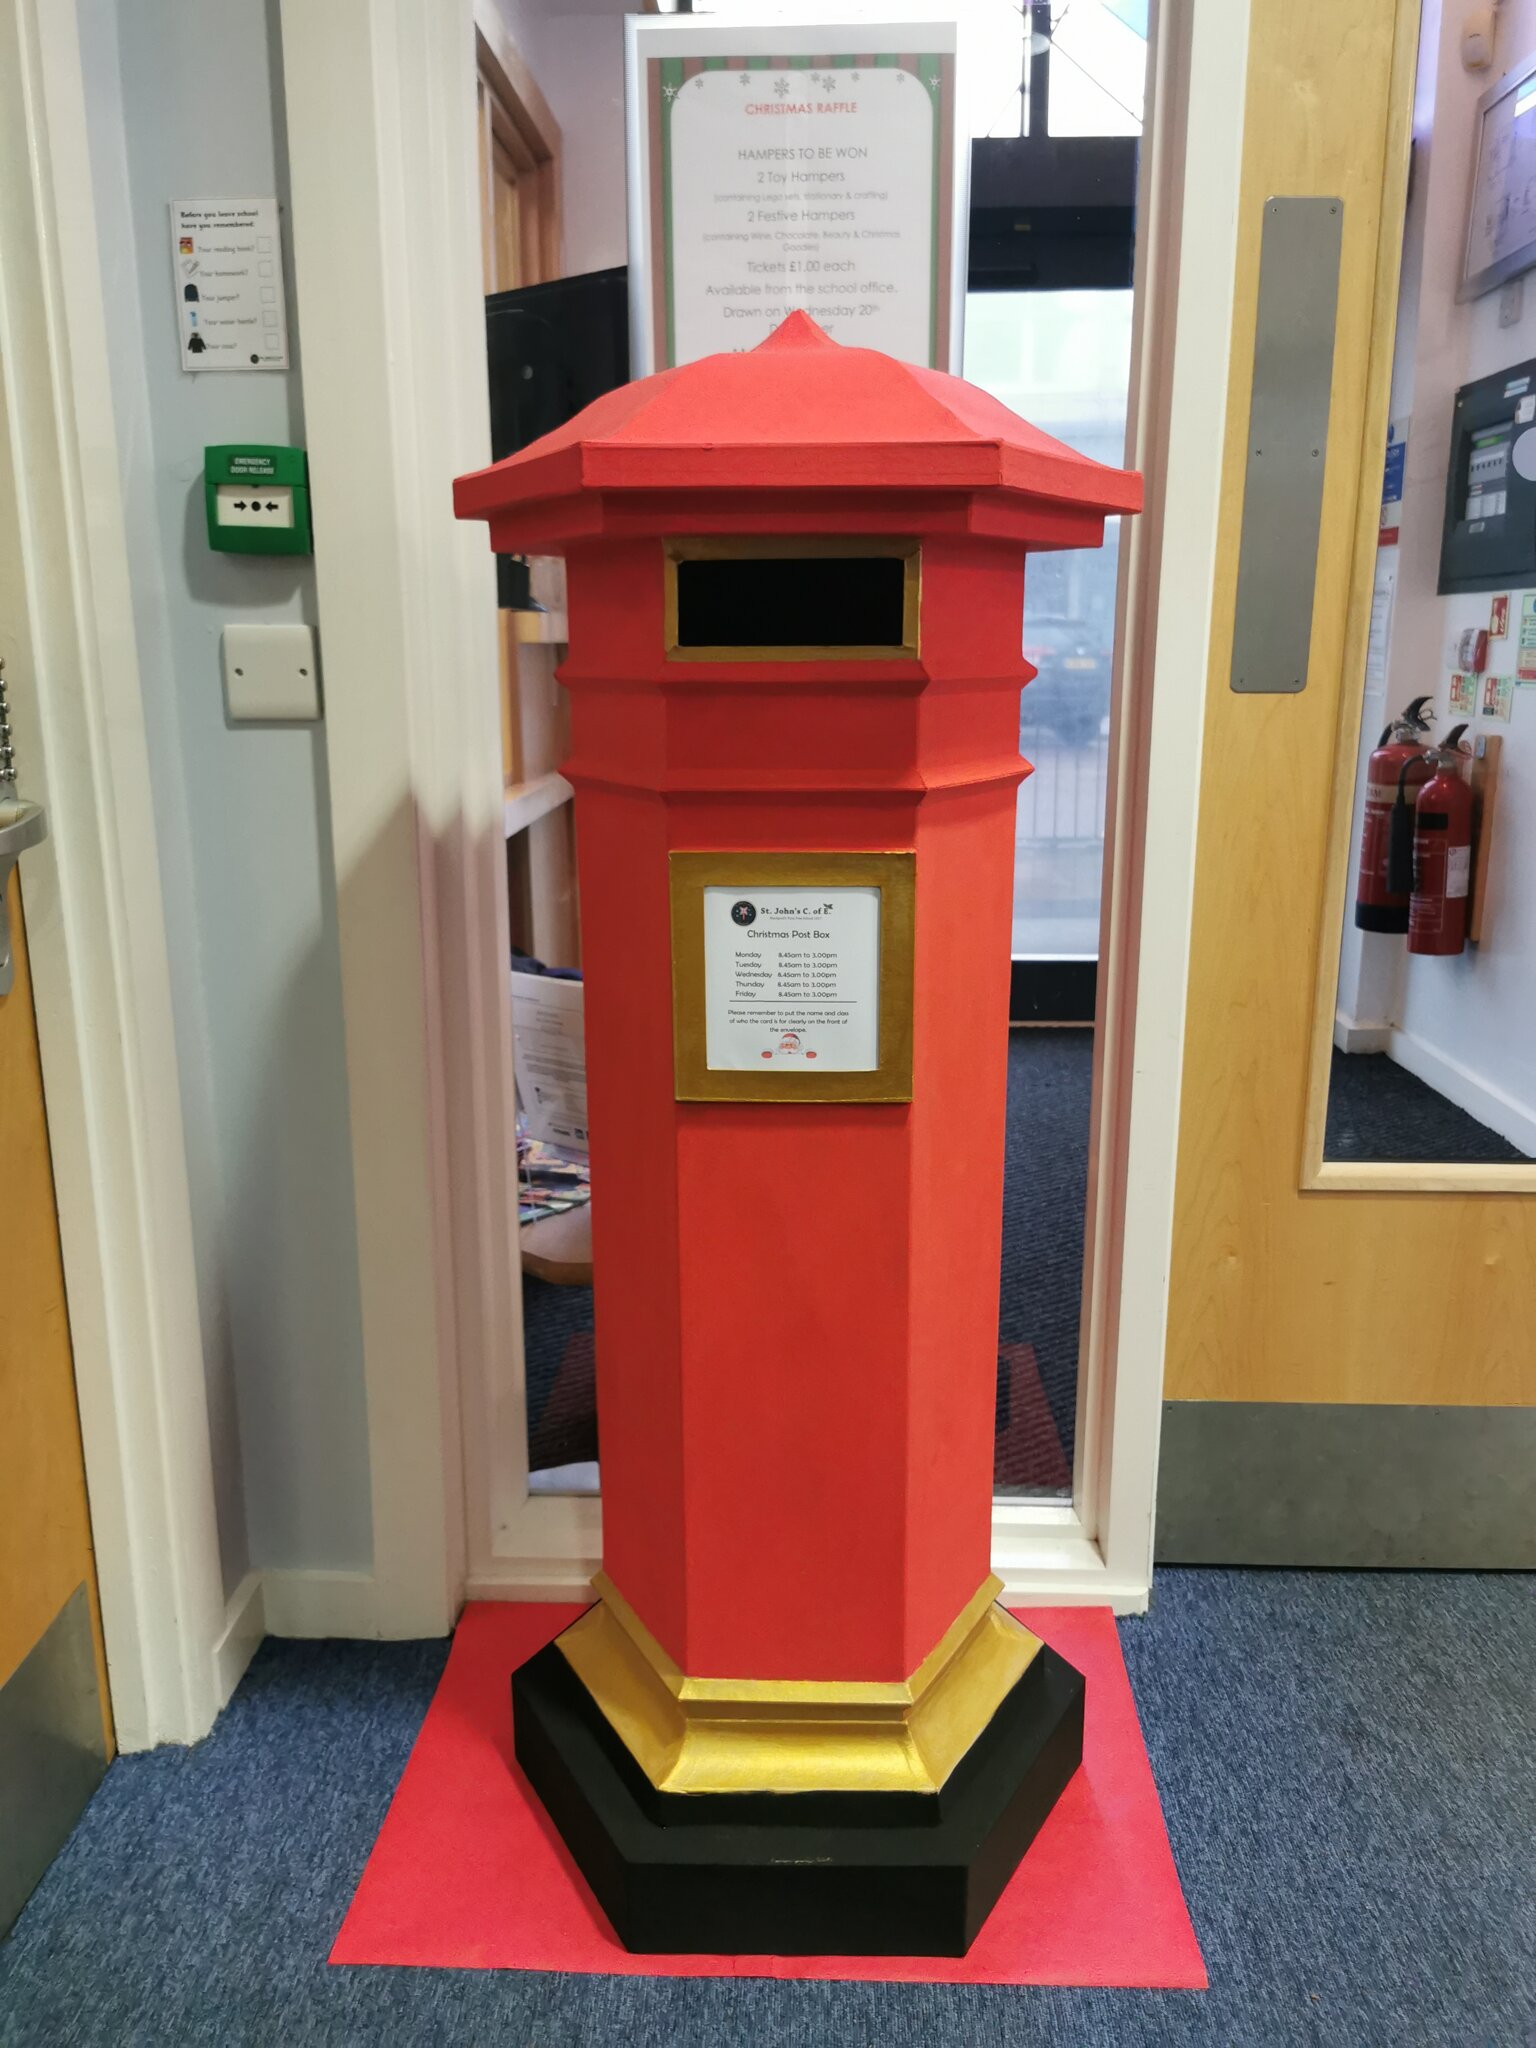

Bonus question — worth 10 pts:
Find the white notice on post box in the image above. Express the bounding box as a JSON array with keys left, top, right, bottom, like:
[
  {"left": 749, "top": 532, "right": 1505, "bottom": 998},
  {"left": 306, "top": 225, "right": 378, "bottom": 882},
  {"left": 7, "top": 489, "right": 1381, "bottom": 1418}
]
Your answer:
[
  {"left": 170, "top": 197, "right": 289, "bottom": 371},
  {"left": 703, "top": 886, "right": 880, "bottom": 1072}
]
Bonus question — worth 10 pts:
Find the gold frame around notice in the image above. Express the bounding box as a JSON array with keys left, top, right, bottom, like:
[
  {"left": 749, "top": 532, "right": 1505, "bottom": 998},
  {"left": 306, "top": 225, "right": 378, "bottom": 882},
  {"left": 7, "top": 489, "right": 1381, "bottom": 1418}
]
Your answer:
[
  {"left": 668, "top": 849, "right": 916, "bottom": 1104},
  {"left": 662, "top": 535, "right": 921, "bottom": 663},
  {"left": 557, "top": 1572, "right": 1042, "bottom": 1796}
]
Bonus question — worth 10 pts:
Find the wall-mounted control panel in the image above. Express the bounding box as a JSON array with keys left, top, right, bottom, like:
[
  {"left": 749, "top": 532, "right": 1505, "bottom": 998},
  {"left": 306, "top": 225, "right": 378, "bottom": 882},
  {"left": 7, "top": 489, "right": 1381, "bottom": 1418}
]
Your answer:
[
  {"left": 1439, "top": 359, "right": 1536, "bottom": 593},
  {"left": 205, "top": 444, "right": 311, "bottom": 555}
]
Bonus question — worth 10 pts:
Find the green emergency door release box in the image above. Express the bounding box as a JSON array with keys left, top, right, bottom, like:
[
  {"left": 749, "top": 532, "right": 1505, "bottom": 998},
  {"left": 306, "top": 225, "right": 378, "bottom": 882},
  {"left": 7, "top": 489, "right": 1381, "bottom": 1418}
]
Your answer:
[{"left": 204, "top": 445, "right": 312, "bottom": 555}]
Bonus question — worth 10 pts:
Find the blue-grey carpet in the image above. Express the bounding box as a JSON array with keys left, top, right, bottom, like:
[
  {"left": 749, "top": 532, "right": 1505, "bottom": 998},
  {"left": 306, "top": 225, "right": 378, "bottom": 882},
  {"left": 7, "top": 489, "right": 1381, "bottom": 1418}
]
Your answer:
[
  {"left": 2, "top": 1569, "right": 1531, "bottom": 2045},
  {"left": 997, "top": 1028, "right": 1091, "bottom": 1476},
  {"left": 1326, "top": 1047, "right": 1531, "bottom": 1163}
]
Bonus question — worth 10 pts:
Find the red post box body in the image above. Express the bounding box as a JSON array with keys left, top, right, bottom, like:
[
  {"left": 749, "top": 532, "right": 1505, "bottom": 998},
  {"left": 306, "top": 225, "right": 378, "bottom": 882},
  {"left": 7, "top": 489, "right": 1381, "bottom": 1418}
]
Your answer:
[{"left": 455, "top": 312, "right": 1141, "bottom": 1957}]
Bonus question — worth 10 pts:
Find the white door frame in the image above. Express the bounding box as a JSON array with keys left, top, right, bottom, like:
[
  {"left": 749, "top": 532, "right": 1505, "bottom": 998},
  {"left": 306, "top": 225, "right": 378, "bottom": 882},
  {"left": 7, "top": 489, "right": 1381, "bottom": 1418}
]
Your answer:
[
  {"left": 996, "top": 0, "right": 1252, "bottom": 1607},
  {"left": 0, "top": 0, "right": 231, "bottom": 1748},
  {"left": 281, "top": 0, "right": 1250, "bottom": 1625},
  {"left": 279, "top": 0, "right": 495, "bottom": 1637}
]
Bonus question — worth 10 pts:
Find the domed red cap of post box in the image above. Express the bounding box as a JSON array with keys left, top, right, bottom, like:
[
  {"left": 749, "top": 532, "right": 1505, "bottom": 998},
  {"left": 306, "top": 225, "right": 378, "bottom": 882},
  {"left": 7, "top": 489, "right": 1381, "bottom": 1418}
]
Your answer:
[
  {"left": 455, "top": 307, "right": 1142, "bottom": 540},
  {"left": 456, "top": 316, "right": 1141, "bottom": 1959}
]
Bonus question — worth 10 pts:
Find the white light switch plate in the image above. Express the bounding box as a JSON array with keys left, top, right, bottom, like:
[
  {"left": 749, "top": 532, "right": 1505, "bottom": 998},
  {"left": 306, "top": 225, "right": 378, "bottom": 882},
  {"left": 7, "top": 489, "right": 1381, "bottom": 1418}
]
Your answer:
[{"left": 222, "top": 621, "right": 320, "bottom": 722}]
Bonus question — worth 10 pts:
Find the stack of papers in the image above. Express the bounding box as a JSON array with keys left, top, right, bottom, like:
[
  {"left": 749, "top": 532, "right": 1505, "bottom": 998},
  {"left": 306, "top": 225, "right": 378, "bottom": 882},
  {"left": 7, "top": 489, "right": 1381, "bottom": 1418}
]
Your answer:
[{"left": 518, "top": 1137, "right": 589, "bottom": 1228}]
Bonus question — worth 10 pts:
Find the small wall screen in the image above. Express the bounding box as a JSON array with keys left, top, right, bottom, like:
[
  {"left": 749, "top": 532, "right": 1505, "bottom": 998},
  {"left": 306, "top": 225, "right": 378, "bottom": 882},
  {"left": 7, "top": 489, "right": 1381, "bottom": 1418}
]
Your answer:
[
  {"left": 1464, "top": 421, "right": 1512, "bottom": 521},
  {"left": 1439, "top": 358, "right": 1536, "bottom": 594}
]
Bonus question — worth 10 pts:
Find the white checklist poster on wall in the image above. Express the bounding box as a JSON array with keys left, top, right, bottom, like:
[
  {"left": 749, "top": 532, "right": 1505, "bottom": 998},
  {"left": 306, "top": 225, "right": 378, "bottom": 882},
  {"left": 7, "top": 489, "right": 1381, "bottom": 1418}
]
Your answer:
[{"left": 170, "top": 198, "right": 289, "bottom": 371}]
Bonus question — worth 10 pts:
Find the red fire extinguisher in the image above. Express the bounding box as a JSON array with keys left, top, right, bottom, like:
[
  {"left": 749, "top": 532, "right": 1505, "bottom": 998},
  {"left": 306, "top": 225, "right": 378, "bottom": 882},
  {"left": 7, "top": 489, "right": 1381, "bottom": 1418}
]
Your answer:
[
  {"left": 1408, "top": 724, "right": 1474, "bottom": 957},
  {"left": 1355, "top": 694, "right": 1434, "bottom": 932}
]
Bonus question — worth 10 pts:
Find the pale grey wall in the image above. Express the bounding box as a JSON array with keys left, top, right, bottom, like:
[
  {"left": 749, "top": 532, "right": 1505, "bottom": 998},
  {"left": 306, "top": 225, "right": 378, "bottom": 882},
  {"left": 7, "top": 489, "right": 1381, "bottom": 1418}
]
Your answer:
[
  {"left": 492, "top": 0, "right": 630, "bottom": 274},
  {"left": 77, "top": 0, "right": 372, "bottom": 1585}
]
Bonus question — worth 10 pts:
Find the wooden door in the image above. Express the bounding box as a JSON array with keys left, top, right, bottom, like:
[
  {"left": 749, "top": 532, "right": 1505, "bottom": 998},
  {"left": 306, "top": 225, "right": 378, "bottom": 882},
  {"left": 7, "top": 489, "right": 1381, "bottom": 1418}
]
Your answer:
[
  {"left": 1159, "top": 0, "right": 1536, "bottom": 1563},
  {"left": 0, "top": 823, "right": 112, "bottom": 1933}
]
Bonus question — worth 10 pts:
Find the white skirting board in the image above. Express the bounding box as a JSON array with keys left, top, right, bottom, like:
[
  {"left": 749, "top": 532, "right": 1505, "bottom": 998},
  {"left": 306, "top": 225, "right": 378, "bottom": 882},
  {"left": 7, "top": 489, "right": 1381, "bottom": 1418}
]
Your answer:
[
  {"left": 465, "top": 1562, "right": 602, "bottom": 1604},
  {"left": 1333, "top": 1011, "right": 1392, "bottom": 1055},
  {"left": 200, "top": 1568, "right": 427, "bottom": 1737},
  {"left": 209, "top": 1574, "right": 267, "bottom": 1715},
  {"left": 527, "top": 1462, "right": 600, "bottom": 1496},
  {"left": 463, "top": 1563, "right": 1149, "bottom": 1616},
  {"left": 1387, "top": 1026, "right": 1536, "bottom": 1159},
  {"left": 259, "top": 1570, "right": 385, "bottom": 1641}
]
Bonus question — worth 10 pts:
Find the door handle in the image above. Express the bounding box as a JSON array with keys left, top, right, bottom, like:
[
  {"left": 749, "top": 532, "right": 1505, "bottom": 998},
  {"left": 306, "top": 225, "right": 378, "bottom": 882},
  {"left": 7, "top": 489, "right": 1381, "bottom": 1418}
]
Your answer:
[{"left": 0, "top": 797, "right": 47, "bottom": 858}]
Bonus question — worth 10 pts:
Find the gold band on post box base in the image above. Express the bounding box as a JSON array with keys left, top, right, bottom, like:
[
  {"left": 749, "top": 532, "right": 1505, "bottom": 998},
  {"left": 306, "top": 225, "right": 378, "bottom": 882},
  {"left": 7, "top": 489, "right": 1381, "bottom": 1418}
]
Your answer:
[{"left": 555, "top": 1571, "right": 1041, "bottom": 1797}]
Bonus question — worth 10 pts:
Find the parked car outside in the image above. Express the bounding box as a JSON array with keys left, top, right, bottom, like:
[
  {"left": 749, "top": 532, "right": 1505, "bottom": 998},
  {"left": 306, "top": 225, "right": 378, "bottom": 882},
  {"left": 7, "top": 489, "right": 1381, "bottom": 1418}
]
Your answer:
[{"left": 1020, "top": 617, "right": 1110, "bottom": 746}]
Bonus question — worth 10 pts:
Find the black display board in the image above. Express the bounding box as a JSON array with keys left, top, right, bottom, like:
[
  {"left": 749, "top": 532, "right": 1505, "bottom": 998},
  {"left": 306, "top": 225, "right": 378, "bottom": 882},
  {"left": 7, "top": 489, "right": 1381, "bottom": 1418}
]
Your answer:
[
  {"left": 1439, "top": 355, "right": 1536, "bottom": 594},
  {"left": 485, "top": 267, "right": 629, "bottom": 609}
]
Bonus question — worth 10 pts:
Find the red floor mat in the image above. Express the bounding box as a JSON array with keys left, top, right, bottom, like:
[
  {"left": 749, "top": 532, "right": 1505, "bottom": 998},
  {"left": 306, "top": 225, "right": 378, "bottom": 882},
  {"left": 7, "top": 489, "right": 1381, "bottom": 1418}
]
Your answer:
[{"left": 330, "top": 1600, "right": 1206, "bottom": 1988}]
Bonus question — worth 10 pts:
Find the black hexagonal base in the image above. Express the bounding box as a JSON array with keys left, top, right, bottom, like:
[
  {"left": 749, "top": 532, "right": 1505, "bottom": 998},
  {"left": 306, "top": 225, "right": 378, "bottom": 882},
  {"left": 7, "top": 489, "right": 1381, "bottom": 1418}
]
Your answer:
[{"left": 511, "top": 1634, "right": 1085, "bottom": 1957}]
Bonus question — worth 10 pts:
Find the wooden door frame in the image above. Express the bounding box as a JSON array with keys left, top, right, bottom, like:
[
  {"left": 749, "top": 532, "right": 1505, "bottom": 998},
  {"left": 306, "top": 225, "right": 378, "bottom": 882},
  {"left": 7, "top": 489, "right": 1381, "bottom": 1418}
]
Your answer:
[
  {"left": 282, "top": 0, "right": 1252, "bottom": 1623},
  {"left": 473, "top": 5, "right": 578, "bottom": 972},
  {"left": 476, "top": 2, "right": 562, "bottom": 290},
  {"left": 0, "top": 0, "right": 230, "bottom": 1748}
]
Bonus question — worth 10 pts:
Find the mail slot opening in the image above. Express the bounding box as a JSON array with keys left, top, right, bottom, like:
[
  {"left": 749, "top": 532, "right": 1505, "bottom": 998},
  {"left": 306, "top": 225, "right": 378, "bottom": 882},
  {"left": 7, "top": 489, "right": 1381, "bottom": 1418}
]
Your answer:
[{"left": 668, "top": 545, "right": 917, "bottom": 657}]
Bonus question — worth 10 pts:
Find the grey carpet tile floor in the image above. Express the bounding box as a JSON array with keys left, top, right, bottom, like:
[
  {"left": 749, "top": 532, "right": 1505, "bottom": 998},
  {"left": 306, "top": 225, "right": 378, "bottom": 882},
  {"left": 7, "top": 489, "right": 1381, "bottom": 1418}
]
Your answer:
[{"left": 2, "top": 1567, "right": 1532, "bottom": 2045}]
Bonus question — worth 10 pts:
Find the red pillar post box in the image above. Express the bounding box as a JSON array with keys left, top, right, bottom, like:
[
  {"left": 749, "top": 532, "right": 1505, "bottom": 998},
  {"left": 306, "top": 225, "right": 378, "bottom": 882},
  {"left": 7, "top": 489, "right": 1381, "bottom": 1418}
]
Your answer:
[{"left": 455, "top": 311, "right": 1141, "bottom": 1957}]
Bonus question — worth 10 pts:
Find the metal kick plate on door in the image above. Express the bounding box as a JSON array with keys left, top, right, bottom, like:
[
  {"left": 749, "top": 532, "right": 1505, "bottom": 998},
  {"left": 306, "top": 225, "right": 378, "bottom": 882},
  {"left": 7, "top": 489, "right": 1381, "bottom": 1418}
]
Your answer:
[
  {"left": 1230, "top": 196, "right": 1344, "bottom": 694},
  {"left": 0, "top": 1583, "right": 107, "bottom": 1936}
]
